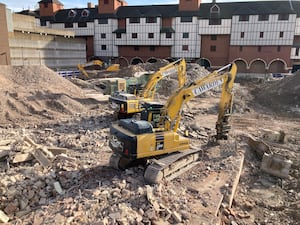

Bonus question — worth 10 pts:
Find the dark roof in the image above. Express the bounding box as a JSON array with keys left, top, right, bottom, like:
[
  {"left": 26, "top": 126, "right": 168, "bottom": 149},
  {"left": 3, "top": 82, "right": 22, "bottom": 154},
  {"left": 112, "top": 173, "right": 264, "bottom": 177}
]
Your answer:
[
  {"left": 160, "top": 27, "right": 175, "bottom": 33},
  {"left": 34, "top": 1, "right": 300, "bottom": 23},
  {"left": 38, "top": 0, "right": 63, "bottom": 5},
  {"left": 52, "top": 7, "right": 99, "bottom": 23}
]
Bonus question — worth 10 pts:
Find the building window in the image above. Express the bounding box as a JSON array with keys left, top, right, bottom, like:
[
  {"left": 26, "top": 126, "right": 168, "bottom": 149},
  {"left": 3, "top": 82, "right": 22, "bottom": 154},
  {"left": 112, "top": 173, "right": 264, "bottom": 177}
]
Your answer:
[
  {"left": 68, "top": 10, "right": 77, "bottom": 17},
  {"left": 183, "top": 33, "right": 189, "bottom": 38},
  {"left": 98, "top": 18, "right": 108, "bottom": 24},
  {"left": 146, "top": 17, "right": 157, "bottom": 23},
  {"left": 104, "top": 0, "right": 109, "bottom": 4},
  {"left": 239, "top": 15, "right": 249, "bottom": 21},
  {"left": 278, "top": 14, "right": 289, "bottom": 21},
  {"left": 209, "top": 18, "right": 221, "bottom": 25},
  {"left": 78, "top": 22, "right": 87, "bottom": 27},
  {"left": 239, "top": 46, "right": 243, "bottom": 52},
  {"left": 64, "top": 22, "right": 73, "bottom": 28},
  {"left": 180, "top": 16, "right": 192, "bottom": 22},
  {"left": 101, "top": 33, "right": 106, "bottom": 39},
  {"left": 134, "top": 46, "right": 139, "bottom": 51},
  {"left": 182, "top": 45, "right": 189, "bottom": 51},
  {"left": 240, "top": 32, "right": 245, "bottom": 38},
  {"left": 258, "top": 14, "right": 269, "bottom": 21},
  {"left": 279, "top": 31, "right": 284, "bottom": 38},
  {"left": 258, "top": 46, "right": 261, "bottom": 52},
  {"left": 260, "top": 32, "right": 264, "bottom": 38},
  {"left": 166, "top": 32, "right": 172, "bottom": 39},
  {"left": 210, "top": 45, "right": 216, "bottom": 52},
  {"left": 296, "top": 48, "right": 299, "bottom": 56},
  {"left": 101, "top": 45, "right": 107, "bottom": 50},
  {"left": 277, "top": 46, "right": 281, "bottom": 52},
  {"left": 148, "top": 33, "right": 154, "bottom": 39},
  {"left": 81, "top": 9, "right": 90, "bottom": 17},
  {"left": 132, "top": 33, "right": 138, "bottom": 39},
  {"left": 116, "top": 33, "right": 121, "bottom": 39},
  {"left": 40, "top": 20, "right": 46, "bottom": 26},
  {"left": 211, "top": 35, "right": 217, "bottom": 40},
  {"left": 150, "top": 46, "right": 155, "bottom": 51},
  {"left": 129, "top": 17, "right": 140, "bottom": 23}
]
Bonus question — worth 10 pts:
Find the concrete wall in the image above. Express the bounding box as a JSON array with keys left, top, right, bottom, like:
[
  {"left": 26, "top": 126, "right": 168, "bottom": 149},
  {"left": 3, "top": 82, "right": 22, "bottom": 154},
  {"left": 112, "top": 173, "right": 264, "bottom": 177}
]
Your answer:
[
  {"left": 8, "top": 13, "right": 86, "bottom": 70},
  {"left": 0, "top": 3, "right": 11, "bottom": 65}
]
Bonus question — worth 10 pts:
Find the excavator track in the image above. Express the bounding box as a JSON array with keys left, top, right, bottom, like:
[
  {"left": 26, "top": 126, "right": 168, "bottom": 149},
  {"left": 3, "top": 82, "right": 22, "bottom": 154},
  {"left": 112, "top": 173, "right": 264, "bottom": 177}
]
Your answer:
[{"left": 144, "top": 148, "right": 202, "bottom": 184}]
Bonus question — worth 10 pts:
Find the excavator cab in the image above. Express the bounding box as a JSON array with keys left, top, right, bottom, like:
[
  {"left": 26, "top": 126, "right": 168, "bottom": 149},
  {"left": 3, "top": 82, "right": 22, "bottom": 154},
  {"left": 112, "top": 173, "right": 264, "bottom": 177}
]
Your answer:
[{"left": 140, "top": 102, "right": 164, "bottom": 128}]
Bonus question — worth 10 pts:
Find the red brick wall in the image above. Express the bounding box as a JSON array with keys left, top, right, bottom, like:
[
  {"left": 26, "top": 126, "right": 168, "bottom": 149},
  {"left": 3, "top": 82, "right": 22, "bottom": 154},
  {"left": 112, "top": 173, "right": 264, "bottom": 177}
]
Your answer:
[
  {"left": 229, "top": 46, "right": 292, "bottom": 67},
  {"left": 39, "top": 2, "right": 63, "bottom": 17},
  {"left": 86, "top": 36, "right": 94, "bottom": 60},
  {"left": 162, "top": 18, "right": 172, "bottom": 27},
  {"left": 98, "top": 0, "right": 123, "bottom": 14},
  {"left": 201, "top": 35, "right": 230, "bottom": 66},
  {"left": 118, "top": 46, "right": 171, "bottom": 62},
  {"left": 0, "top": 4, "right": 11, "bottom": 65},
  {"left": 179, "top": 0, "right": 201, "bottom": 11},
  {"left": 118, "top": 19, "right": 126, "bottom": 29}
]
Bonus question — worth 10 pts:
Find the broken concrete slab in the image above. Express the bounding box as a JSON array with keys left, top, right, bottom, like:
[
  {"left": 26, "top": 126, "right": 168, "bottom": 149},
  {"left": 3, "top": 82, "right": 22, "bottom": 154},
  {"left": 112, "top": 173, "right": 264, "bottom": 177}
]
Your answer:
[
  {"left": 0, "top": 210, "right": 9, "bottom": 223},
  {"left": 261, "top": 153, "right": 292, "bottom": 178}
]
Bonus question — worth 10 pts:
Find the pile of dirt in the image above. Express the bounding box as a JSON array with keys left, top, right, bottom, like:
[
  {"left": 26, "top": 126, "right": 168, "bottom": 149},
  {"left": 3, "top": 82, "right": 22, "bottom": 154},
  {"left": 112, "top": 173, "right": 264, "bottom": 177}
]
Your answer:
[
  {"left": 0, "top": 65, "right": 89, "bottom": 125},
  {"left": 157, "top": 63, "right": 210, "bottom": 97},
  {"left": 254, "top": 72, "right": 300, "bottom": 114}
]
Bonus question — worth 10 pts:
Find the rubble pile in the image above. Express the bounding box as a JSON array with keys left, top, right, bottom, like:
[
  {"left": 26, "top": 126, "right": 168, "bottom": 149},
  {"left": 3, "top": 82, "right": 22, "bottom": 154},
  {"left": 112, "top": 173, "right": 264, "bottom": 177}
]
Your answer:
[
  {"left": 0, "top": 63, "right": 299, "bottom": 224},
  {"left": 254, "top": 72, "right": 300, "bottom": 115},
  {"left": 0, "top": 65, "right": 91, "bottom": 125}
]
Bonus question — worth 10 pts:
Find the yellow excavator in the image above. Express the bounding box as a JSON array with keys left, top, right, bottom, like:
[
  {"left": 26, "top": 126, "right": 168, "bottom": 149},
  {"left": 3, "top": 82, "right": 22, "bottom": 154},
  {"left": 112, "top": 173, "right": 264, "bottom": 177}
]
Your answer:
[
  {"left": 77, "top": 60, "right": 120, "bottom": 78},
  {"left": 108, "top": 58, "right": 187, "bottom": 119},
  {"left": 108, "top": 63, "right": 237, "bottom": 183}
]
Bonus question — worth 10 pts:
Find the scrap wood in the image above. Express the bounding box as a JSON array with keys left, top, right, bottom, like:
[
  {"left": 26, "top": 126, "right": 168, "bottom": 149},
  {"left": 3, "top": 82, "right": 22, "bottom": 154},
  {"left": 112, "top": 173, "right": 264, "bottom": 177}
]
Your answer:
[
  {"left": 228, "top": 152, "right": 244, "bottom": 208},
  {"left": 0, "top": 210, "right": 9, "bottom": 223},
  {"left": 31, "top": 149, "right": 51, "bottom": 168},
  {"left": 46, "top": 146, "right": 68, "bottom": 155},
  {"left": 13, "top": 153, "right": 33, "bottom": 163},
  {"left": 0, "top": 139, "right": 13, "bottom": 146}
]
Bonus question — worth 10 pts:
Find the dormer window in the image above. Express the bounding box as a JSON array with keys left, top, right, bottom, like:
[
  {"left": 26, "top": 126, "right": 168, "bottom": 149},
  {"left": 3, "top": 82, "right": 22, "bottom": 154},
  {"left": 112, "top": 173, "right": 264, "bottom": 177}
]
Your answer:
[
  {"left": 210, "top": 4, "right": 220, "bottom": 13},
  {"left": 81, "top": 9, "right": 90, "bottom": 17},
  {"left": 68, "top": 10, "right": 77, "bottom": 17}
]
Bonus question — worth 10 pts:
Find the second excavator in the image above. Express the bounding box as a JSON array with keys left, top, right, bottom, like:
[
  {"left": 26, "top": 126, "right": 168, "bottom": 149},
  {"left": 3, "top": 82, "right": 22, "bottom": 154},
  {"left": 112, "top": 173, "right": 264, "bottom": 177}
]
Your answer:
[
  {"left": 108, "top": 63, "right": 237, "bottom": 183},
  {"left": 108, "top": 58, "right": 187, "bottom": 119}
]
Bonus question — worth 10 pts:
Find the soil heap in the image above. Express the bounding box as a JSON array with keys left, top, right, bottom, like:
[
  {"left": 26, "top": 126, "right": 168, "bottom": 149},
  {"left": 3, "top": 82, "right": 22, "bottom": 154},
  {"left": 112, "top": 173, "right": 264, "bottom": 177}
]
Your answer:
[{"left": 0, "top": 65, "right": 89, "bottom": 125}]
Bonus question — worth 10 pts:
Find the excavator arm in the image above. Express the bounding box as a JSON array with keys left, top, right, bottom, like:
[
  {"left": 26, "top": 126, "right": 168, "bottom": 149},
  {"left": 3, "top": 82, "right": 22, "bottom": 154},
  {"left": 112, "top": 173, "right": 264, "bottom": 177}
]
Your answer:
[
  {"left": 159, "top": 63, "right": 237, "bottom": 138},
  {"left": 141, "top": 58, "right": 186, "bottom": 99}
]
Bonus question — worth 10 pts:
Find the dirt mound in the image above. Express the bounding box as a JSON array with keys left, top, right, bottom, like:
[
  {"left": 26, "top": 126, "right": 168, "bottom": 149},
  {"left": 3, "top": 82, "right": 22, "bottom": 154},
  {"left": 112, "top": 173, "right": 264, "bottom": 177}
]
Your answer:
[
  {"left": 254, "top": 72, "right": 300, "bottom": 114},
  {"left": 0, "top": 65, "right": 88, "bottom": 125},
  {"left": 157, "top": 63, "right": 210, "bottom": 97}
]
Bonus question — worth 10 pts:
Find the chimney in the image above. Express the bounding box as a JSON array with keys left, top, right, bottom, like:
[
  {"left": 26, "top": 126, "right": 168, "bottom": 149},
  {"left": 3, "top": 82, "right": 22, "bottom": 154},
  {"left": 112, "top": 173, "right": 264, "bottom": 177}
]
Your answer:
[
  {"left": 179, "top": 0, "right": 201, "bottom": 11},
  {"left": 98, "top": 0, "right": 127, "bottom": 14},
  {"left": 38, "top": 0, "right": 64, "bottom": 17},
  {"left": 87, "top": 2, "right": 94, "bottom": 8}
]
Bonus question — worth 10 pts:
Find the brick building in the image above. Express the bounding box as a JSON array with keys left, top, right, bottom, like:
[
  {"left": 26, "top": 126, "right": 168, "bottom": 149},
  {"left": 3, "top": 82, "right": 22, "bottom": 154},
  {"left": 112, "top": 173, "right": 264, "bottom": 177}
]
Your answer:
[{"left": 26, "top": 0, "right": 300, "bottom": 72}]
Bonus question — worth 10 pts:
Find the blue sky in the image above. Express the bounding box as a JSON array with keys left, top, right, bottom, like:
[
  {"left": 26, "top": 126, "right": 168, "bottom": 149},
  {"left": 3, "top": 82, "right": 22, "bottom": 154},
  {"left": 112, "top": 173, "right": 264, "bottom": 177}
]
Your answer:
[{"left": 1, "top": 0, "right": 265, "bottom": 12}]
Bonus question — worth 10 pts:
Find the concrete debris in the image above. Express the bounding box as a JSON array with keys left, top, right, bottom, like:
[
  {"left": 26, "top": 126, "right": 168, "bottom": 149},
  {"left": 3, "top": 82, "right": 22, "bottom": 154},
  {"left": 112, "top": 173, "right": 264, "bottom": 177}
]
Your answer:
[
  {"left": 0, "top": 63, "right": 299, "bottom": 225},
  {"left": 0, "top": 210, "right": 9, "bottom": 223},
  {"left": 261, "top": 153, "right": 292, "bottom": 178}
]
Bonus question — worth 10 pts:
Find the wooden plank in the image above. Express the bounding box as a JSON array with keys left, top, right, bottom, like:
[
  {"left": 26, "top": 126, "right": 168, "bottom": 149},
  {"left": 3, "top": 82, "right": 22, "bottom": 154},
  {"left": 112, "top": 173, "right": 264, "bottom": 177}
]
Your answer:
[
  {"left": 228, "top": 153, "right": 245, "bottom": 208},
  {"left": 13, "top": 153, "right": 33, "bottom": 163},
  {"left": 31, "top": 149, "right": 51, "bottom": 167}
]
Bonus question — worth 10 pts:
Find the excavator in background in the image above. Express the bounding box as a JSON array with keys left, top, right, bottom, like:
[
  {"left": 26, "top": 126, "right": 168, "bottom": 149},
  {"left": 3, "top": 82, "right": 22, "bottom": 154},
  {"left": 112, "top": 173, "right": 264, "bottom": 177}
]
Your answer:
[
  {"left": 108, "top": 63, "right": 237, "bottom": 183},
  {"left": 108, "top": 58, "right": 187, "bottom": 119},
  {"left": 77, "top": 60, "right": 120, "bottom": 78}
]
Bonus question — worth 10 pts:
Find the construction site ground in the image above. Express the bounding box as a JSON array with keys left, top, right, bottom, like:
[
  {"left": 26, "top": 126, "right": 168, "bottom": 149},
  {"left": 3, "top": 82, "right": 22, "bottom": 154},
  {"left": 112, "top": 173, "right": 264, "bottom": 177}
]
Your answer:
[{"left": 0, "top": 63, "right": 299, "bottom": 225}]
